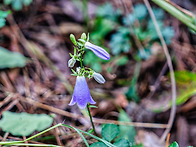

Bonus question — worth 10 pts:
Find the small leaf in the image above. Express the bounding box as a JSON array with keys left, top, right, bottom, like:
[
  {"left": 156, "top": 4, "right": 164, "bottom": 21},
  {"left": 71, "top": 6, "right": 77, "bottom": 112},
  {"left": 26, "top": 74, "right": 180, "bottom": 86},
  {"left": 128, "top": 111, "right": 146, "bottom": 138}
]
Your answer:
[
  {"left": 23, "top": 0, "right": 32, "bottom": 6},
  {"left": 88, "top": 105, "right": 98, "bottom": 108},
  {"left": 0, "top": 10, "right": 11, "bottom": 28},
  {"left": 134, "top": 4, "right": 147, "bottom": 20},
  {"left": 0, "top": 47, "right": 26, "bottom": 69},
  {"left": 113, "top": 139, "right": 130, "bottom": 147},
  {"left": 12, "top": 0, "right": 23, "bottom": 11},
  {"left": 0, "top": 111, "right": 53, "bottom": 136},
  {"left": 118, "top": 110, "right": 136, "bottom": 145},
  {"left": 101, "top": 124, "right": 119, "bottom": 142},
  {"left": 90, "top": 142, "right": 107, "bottom": 147},
  {"left": 0, "top": 18, "right": 6, "bottom": 28},
  {"left": 3, "top": 0, "right": 13, "bottom": 5},
  {"left": 116, "top": 56, "right": 129, "bottom": 66},
  {"left": 169, "top": 141, "right": 179, "bottom": 147}
]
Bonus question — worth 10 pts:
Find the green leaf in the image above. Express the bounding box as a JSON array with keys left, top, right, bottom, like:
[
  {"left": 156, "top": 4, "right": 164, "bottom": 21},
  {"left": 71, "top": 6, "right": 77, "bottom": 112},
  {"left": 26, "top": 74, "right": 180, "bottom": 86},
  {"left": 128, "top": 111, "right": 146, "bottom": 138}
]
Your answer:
[
  {"left": 134, "top": 4, "right": 147, "bottom": 20},
  {"left": 0, "top": 47, "right": 26, "bottom": 69},
  {"left": 113, "top": 139, "right": 130, "bottom": 147},
  {"left": 62, "top": 124, "right": 115, "bottom": 147},
  {"left": 92, "top": 62, "right": 102, "bottom": 73},
  {"left": 118, "top": 110, "right": 136, "bottom": 144},
  {"left": 125, "top": 62, "right": 141, "bottom": 102},
  {"left": 109, "top": 27, "right": 131, "bottom": 55},
  {"left": 12, "top": 0, "right": 23, "bottom": 11},
  {"left": 169, "top": 141, "right": 179, "bottom": 147},
  {"left": 3, "top": 0, "right": 13, "bottom": 5},
  {"left": 0, "top": 10, "right": 11, "bottom": 28},
  {"left": 0, "top": 10, "right": 11, "bottom": 18},
  {"left": 101, "top": 124, "right": 119, "bottom": 142},
  {"left": 115, "top": 56, "right": 129, "bottom": 66},
  {"left": 151, "top": 71, "right": 196, "bottom": 113},
  {"left": 0, "top": 18, "right": 6, "bottom": 28},
  {"left": 90, "top": 142, "right": 107, "bottom": 147},
  {"left": 83, "top": 51, "right": 102, "bottom": 72},
  {"left": 0, "top": 111, "right": 53, "bottom": 136},
  {"left": 23, "top": 0, "right": 32, "bottom": 6},
  {"left": 91, "top": 18, "right": 115, "bottom": 44},
  {"left": 96, "top": 2, "right": 121, "bottom": 21}
]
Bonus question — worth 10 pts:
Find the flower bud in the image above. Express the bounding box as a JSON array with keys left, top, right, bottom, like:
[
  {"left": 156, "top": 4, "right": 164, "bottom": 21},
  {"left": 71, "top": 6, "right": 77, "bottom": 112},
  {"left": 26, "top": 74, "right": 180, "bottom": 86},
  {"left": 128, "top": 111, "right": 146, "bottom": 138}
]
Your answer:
[
  {"left": 76, "top": 67, "right": 81, "bottom": 73},
  {"left": 85, "top": 42, "right": 110, "bottom": 60},
  {"left": 93, "top": 72, "right": 105, "bottom": 84},
  {"left": 81, "top": 33, "right": 86, "bottom": 40},
  {"left": 70, "top": 34, "right": 77, "bottom": 46},
  {"left": 68, "top": 58, "right": 76, "bottom": 68}
]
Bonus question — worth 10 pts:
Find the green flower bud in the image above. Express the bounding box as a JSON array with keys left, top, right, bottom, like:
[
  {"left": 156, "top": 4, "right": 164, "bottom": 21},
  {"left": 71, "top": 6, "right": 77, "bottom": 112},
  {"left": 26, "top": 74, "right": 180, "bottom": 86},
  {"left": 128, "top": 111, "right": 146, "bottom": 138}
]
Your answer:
[
  {"left": 70, "top": 34, "right": 77, "bottom": 46},
  {"left": 81, "top": 33, "right": 86, "bottom": 40}
]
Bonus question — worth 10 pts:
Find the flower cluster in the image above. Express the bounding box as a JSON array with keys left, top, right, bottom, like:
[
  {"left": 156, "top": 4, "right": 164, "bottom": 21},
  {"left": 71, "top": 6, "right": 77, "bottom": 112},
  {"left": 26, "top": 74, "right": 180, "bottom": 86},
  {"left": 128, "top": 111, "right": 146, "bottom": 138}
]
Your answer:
[{"left": 68, "top": 33, "right": 110, "bottom": 109}]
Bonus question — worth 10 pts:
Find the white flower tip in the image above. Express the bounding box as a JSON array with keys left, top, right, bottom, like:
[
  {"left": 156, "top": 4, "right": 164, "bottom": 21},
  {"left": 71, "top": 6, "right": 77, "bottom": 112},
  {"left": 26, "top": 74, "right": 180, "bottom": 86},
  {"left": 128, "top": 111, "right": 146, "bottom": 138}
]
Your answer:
[
  {"left": 68, "top": 58, "right": 76, "bottom": 67},
  {"left": 93, "top": 72, "right": 106, "bottom": 84},
  {"left": 85, "top": 42, "right": 110, "bottom": 60}
]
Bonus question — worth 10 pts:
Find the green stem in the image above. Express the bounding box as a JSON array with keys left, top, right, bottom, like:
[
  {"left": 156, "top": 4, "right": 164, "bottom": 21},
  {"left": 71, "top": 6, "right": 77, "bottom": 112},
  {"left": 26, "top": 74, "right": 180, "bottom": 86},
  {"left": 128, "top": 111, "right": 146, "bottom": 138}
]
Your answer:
[
  {"left": 87, "top": 104, "right": 98, "bottom": 136},
  {"left": 151, "top": 0, "right": 196, "bottom": 32},
  {"left": 0, "top": 124, "right": 62, "bottom": 146},
  {"left": 25, "top": 123, "right": 62, "bottom": 142}
]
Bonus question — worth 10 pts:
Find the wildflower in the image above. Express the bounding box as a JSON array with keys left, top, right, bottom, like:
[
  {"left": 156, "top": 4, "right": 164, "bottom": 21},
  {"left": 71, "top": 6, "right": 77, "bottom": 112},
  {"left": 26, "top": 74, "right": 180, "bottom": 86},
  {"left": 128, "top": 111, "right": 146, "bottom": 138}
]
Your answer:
[
  {"left": 93, "top": 72, "right": 105, "bottom": 84},
  {"left": 68, "top": 58, "right": 76, "bottom": 67},
  {"left": 69, "top": 76, "right": 96, "bottom": 109},
  {"left": 85, "top": 42, "right": 110, "bottom": 60}
]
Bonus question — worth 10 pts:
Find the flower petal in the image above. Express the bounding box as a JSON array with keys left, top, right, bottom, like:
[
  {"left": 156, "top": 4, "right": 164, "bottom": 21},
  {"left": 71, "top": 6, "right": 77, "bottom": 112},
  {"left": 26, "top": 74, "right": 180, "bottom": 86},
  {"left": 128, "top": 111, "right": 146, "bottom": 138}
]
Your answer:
[
  {"left": 85, "top": 42, "right": 110, "bottom": 60},
  {"left": 88, "top": 96, "right": 96, "bottom": 104},
  {"left": 68, "top": 95, "right": 77, "bottom": 106},
  {"left": 70, "top": 76, "right": 95, "bottom": 109}
]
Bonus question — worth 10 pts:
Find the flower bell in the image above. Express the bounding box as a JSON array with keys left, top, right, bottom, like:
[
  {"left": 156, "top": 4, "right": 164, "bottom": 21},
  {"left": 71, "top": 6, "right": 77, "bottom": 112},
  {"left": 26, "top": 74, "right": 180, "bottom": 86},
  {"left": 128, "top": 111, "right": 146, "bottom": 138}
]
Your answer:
[
  {"left": 69, "top": 76, "right": 96, "bottom": 109},
  {"left": 85, "top": 42, "right": 110, "bottom": 60}
]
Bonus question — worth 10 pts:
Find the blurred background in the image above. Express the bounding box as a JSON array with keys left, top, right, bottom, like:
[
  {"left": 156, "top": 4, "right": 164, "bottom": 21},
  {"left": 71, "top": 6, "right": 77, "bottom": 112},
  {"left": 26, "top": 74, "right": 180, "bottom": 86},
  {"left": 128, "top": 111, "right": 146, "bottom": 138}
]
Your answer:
[{"left": 0, "top": 0, "right": 196, "bottom": 146}]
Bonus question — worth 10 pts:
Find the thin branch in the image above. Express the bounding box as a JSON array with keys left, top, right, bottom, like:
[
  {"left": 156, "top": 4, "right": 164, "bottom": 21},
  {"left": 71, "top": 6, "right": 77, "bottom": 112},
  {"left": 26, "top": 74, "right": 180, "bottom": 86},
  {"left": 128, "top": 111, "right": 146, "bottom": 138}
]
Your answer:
[
  {"left": 18, "top": 95, "right": 168, "bottom": 129},
  {"left": 143, "top": 0, "right": 177, "bottom": 142}
]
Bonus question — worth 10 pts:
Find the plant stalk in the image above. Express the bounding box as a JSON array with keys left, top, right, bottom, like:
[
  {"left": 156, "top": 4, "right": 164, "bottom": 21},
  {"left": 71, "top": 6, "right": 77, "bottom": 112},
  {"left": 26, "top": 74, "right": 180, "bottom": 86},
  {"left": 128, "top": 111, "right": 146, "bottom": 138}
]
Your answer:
[
  {"left": 152, "top": 0, "right": 196, "bottom": 32},
  {"left": 87, "top": 104, "right": 98, "bottom": 136}
]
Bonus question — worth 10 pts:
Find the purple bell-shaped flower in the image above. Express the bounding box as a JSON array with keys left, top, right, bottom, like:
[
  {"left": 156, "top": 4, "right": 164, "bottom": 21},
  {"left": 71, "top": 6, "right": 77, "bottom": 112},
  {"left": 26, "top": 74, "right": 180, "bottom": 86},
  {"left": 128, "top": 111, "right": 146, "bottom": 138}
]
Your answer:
[
  {"left": 69, "top": 76, "right": 96, "bottom": 109},
  {"left": 85, "top": 42, "right": 110, "bottom": 60}
]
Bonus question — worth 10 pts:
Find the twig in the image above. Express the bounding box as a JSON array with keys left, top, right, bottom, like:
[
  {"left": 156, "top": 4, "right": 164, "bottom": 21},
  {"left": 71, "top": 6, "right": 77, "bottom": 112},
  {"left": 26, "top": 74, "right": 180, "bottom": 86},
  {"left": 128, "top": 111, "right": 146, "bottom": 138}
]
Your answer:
[
  {"left": 118, "top": 0, "right": 146, "bottom": 52},
  {"left": 19, "top": 95, "right": 168, "bottom": 129},
  {"left": 145, "top": 62, "right": 168, "bottom": 99},
  {"left": 7, "top": 15, "right": 73, "bottom": 94},
  {"left": 143, "top": 0, "right": 177, "bottom": 142},
  {"left": 0, "top": 132, "right": 9, "bottom": 147},
  {"left": 0, "top": 99, "right": 18, "bottom": 116}
]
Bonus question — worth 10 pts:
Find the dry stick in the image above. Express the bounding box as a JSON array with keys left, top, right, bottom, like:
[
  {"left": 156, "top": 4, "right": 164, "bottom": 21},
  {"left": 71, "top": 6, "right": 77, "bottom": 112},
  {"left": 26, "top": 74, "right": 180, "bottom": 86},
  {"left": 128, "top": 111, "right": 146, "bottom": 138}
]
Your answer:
[
  {"left": 119, "top": 0, "right": 146, "bottom": 52},
  {"left": 0, "top": 132, "right": 9, "bottom": 147},
  {"left": 143, "top": 0, "right": 177, "bottom": 142},
  {"left": 53, "top": 122, "right": 63, "bottom": 146},
  {"left": 19, "top": 96, "right": 168, "bottom": 129},
  {"left": 0, "top": 94, "right": 13, "bottom": 108},
  {"left": 0, "top": 99, "right": 18, "bottom": 116},
  {"left": 7, "top": 15, "right": 73, "bottom": 94},
  {"left": 145, "top": 62, "right": 168, "bottom": 99}
]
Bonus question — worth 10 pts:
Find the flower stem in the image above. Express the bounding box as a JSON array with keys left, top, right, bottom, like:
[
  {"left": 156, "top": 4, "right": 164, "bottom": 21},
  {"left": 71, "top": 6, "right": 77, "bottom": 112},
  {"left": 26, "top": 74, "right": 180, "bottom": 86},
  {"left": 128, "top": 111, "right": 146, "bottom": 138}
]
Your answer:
[{"left": 87, "top": 104, "right": 98, "bottom": 136}]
